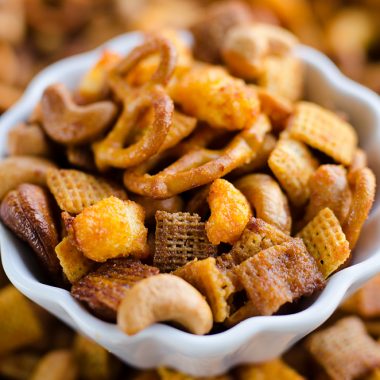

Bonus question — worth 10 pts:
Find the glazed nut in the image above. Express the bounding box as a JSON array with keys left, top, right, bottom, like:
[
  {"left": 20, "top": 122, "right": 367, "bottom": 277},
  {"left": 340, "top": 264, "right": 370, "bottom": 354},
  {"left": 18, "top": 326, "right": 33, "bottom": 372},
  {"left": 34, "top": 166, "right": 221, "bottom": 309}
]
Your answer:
[
  {"left": 117, "top": 274, "right": 213, "bottom": 335},
  {"left": 0, "top": 156, "right": 56, "bottom": 200},
  {"left": 41, "top": 83, "right": 117, "bottom": 145},
  {"left": 222, "top": 23, "right": 298, "bottom": 79},
  {"left": 0, "top": 184, "right": 61, "bottom": 281}
]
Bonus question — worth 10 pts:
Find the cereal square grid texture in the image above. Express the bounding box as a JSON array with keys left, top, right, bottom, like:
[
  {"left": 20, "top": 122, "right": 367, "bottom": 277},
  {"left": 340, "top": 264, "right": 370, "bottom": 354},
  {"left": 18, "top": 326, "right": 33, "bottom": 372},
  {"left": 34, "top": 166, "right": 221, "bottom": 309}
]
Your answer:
[
  {"left": 47, "top": 169, "right": 127, "bottom": 214},
  {"left": 298, "top": 207, "right": 350, "bottom": 278},
  {"left": 174, "top": 257, "right": 234, "bottom": 323},
  {"left": 154, "top": 211, "right": 217, "bottom": 272},
  {"left": 230, "top": 217, "right": 292, "bottom": 264},
  {"left": 268, "top": 138, "right": 318, "bottom": 206},
  {"left": 306, "top": 317, "right": 380, "bottom": 380},
  {"left": 288, "top": 101, "right": 357, "bottom": 165},
  {"left": 71, "top": 258, "right": 159, "bottom": 321},
  {"left": 235, "top": 239, "right": 325, "bottom": 316}
]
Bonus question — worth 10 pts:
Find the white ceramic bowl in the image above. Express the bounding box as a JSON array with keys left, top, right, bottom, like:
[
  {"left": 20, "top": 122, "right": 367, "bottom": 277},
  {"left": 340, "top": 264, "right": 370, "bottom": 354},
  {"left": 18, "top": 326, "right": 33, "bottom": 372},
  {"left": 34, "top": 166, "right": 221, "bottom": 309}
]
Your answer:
[{"left": 1, "top": 32, "right": 380, "bottom": 377}]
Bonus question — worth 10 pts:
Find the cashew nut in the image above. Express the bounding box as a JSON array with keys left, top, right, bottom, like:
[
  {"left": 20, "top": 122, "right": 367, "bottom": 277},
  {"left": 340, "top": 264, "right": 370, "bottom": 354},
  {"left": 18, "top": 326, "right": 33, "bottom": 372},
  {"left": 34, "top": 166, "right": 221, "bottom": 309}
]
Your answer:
[
  {"left": 222, "top": 23, "right": 298, "bottom": 79},
  {"left": 117, "top": 274, "right": 213, "bottom": 335},
  {"left": 41, "top": 83, "right": 117, "bottom": 145},
  {"left": 0, "top": 156, "right": 56, "bottom": 200}
]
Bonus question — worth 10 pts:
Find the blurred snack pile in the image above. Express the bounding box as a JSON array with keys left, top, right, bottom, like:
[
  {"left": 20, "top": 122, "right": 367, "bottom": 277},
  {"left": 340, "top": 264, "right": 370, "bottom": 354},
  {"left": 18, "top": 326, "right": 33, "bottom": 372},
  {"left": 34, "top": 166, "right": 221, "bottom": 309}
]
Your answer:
[
  {"left": 3, "top": 272, "right": 380, "bottom": 379},
  {"left": 0, "top": 0, "right": 380, "bottom": 114}
]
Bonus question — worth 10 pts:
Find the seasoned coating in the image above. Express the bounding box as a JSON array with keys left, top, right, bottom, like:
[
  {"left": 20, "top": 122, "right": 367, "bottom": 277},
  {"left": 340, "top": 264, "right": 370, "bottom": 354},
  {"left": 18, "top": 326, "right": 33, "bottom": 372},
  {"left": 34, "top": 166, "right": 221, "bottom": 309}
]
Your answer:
[
  {"left": 158, "top": 367, "right": 231, "bottom": 380},
  {"left": 343, "top": 167, "right": 376, "bottom": 249},
  {"left": 298, "top": 208, "right": 350, "bottom": 278},
  {"left": 171, "top": 64, "right": 260, "bottom": 130},
  {"left": 55, "top": 237, "right": 95, "bottom": 284},
  {"left": 235, "top": 174, "right": 291, "bottom": 234},
  {"left": 259, "top": 55, "right": 303, "bottom": 102},
  {"left": 235, "top": 239, "right": 325, "bottom": 316},
  {"left": 190, "top": 0, "right": 253, "bottom": 63},
  {"left": 174, "top": 257, "right": 235, "bottom": 322},
  {"left": 206, "top": 179, "right": 251, "bottom": 245},
  {"left": 268, "top": 138, "right": 319, "bottom": 206},
  {"left": 154, "top": 211, "right": 216, "bottom": 272},
  {"left": 341, "top": 275, "right": 380, "bottom": 318},
  {"left": 349, "top": 148, "right": 368, "bottom": 174},
  {"left": 72, "top": 197, "right": 148, "bottom": 262},
  {"left": 288, "top": 102, "right": 358, "bottom": 165},
  {"left": 254, "top": 86, "right": 293, "bottom": 130},
  {"left": 47, "top": 169, "right": 127, "bottom": 214},
  {"left": 71, "top": 258, "right": 159, "bottom": 321},
  {"left": 304, "top": 164, "right": 352, "bottom": 225},
  {"left": 230, "top": 133, "right": 277, "bottom": 177},
  {"left": 236, "top": 359, "right": 305, "bottom": 380},
  {"left": 306, "top": 317, "right": 380, "bottom": 380},
  {"left": 7, "top": 122, "right": 50, "bottom": 157},
  {"left": 0, "top": 285, "right": 43, "bottom": 355},
  {"left": 230, "top": 217, "right": 292, "bottom": 264},
  {"left": 41, "top": 83, "right": 117, "bottom": 145},
  {"left": 30, "top": 350, "right": 78, "bottom": 380},
  {"left": 0, "top": 184, "right": 61, "bottom": 281}
]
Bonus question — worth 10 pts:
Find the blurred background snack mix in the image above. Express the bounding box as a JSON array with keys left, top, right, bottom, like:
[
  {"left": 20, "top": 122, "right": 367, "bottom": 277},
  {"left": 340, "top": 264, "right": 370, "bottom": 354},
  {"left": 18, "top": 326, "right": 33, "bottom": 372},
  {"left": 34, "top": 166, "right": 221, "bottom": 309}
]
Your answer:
[
  {"left": 0, "top": 0, "right": 380, "bottom": 115},
  {"left": 1, "top": 0, "right": 380, "bottom": 379}
]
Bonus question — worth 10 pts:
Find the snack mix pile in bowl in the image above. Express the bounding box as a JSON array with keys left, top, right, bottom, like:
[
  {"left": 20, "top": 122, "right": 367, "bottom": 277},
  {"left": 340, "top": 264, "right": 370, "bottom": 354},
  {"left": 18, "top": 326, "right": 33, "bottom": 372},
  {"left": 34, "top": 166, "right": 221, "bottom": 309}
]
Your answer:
[{"left": 0, "top": 22, "right": 377, "bottom": 335}]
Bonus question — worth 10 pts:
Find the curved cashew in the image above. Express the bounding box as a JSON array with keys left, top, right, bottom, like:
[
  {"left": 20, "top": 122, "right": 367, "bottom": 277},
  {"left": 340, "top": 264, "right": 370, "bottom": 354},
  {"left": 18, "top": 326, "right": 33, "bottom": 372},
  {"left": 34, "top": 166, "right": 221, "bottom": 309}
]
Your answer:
[
  {"left": 0, "top": 156, "right": 56, "bottom": 200},
  {"left": 222, "top": 23, "right": 298, "bottom": 79},
  {"left": 41, "top": 83, "right": 117, "bottom": 145},
  {"left": 117, "top": 274, "right": 213, "bottom": 335}
]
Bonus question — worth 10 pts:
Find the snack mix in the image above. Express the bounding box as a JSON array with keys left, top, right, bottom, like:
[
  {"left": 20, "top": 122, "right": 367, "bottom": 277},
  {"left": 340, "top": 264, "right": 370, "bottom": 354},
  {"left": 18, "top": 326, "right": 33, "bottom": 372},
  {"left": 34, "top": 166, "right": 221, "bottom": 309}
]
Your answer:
[{"left": 0, "top": 0, "right": 379, "bottom": 379}]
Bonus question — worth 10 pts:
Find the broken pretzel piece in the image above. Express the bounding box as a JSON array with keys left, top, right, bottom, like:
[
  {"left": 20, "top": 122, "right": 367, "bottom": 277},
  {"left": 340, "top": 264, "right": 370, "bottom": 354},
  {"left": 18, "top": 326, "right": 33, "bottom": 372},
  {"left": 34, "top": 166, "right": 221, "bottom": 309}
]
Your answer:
[
  {"left": 154, "top": 211, "right": 217, "bottom": 272},
  {"left": 235, "top": 239, "right": 325, "bottom": 316},
  {"left": 298, "top": 207, "right": 350, "bottom": 278},
  {"left": 71, "top": 258, "right": 159, "bottom": 321},
  {"left": 47, "top": 169, "right": 127, "bottom": 214}
]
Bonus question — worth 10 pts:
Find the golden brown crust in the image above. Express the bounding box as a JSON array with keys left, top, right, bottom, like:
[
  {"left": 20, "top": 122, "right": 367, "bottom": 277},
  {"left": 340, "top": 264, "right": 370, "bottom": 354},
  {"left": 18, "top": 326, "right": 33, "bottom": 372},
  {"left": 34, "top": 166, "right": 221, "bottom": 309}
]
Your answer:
[
  {"left": 71, "top": 258, "right": 159, "bottom": 321},
  {"left": 47, "top": 169, "right": 127, "bottom": 214},
  {"left": 72, "top": 197, "right": 148, "bottom": 262},
  {"left": 343, "top": 167, "right": 376, "bottom": 249},
  {"left": 206, "top": 179, "right": 251, "bottom": 245},
  {"left": 288, "top": 102, "right": 358, "bottom": 165},
  {"left": 298, "top": 208, "right": 350, "bottom": 278},
  {"left": 268, "top": 138, "right": 319, "bottom": 206},
  {"left": 174, "top": 257, "right": 235, "bottom": 323},
  {"left": 235, "top": 239, "right": 325, "bottom": 316}
]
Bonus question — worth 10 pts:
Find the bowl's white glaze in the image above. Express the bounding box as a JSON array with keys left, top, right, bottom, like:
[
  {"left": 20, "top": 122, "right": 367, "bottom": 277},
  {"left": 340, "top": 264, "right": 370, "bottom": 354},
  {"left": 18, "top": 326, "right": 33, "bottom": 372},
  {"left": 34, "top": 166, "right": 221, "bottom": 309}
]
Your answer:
[{"left": 1, "top": 32, "right": 380, "bottom": 376}]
